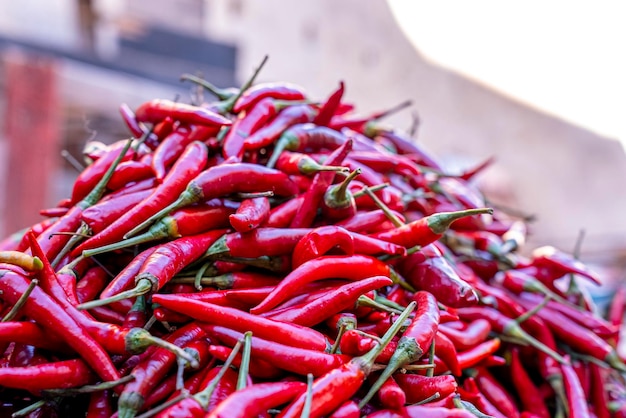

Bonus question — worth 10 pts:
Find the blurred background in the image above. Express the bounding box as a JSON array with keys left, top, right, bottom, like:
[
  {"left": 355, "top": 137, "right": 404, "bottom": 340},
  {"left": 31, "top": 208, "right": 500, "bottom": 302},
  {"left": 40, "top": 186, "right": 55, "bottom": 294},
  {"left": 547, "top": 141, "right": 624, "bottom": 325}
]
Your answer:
[{"left": 0, "top": 0, "right": 624, "bottom": 288}]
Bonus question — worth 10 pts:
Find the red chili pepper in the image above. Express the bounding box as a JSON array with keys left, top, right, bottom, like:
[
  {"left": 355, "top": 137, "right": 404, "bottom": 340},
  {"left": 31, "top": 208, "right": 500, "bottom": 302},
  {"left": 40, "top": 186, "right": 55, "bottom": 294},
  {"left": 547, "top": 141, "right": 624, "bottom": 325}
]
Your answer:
[
  {"left": 328, "top": 401, "right": 360, "bottom": 418},
  {"left": 274, "top": 151, "right": 349, "bottom": 176},
  {"left": 394, "top": 373, "right": 458, "bottom": 404},
  {"left": 368, "top": 128, "right": 442, "bottom": 168},
  {"left": 320, "top": 169, "right": 362, "bottom": 221},
  {"left": 266, "top": 276, "right": 393, "bottom": 327},
  {"left": 0, "top": 321, "right": 67, "bottom": 351},
  {"left": 228, "top": 196, "right": 270, "bottom": 232},
  {"left": 267, "top": 123, "right": 350, "bottom": 168},
  {"left": 0, "top": 358, "right": 96, "bottom": 392},
  {"left": 400, "top": 250, "right": 478, "bottom": 308},
  {"left": 312, "top": 81, "right": 345, "bottom": 127},
  {"left": 278, "top": 302, "right": 415, "bottom": 417},
  {"left": 134, "top": 99, "right": 232, "bottom": 127},
  {"left": 194, "top": 271, "right": 280, "bottom": 290},
  {"left": 117, "top": 323, "right": 206, "bottom": 418},
  {"left": 460, "top": 377, "right": 508, "bottom": 418},
  {"left": 70, "top": 139, "right": 139, "bottom": 204},
  {"left": 81, "top": 188, "right": 154, "bottom": 234},
  {"left": 530, "top": 246, "right": 601, "bottom": 285},
  {"left": 251, "top": 254, "right": 390, "bottom": 315},
  {"left": 473, "top": 367, "right": 521, "bottom": 418},
  {"left": 291, "top": 226, "right": 355, "bottom": 268},
  {"left": 264, "top": 195, "right": 305, "bottom": 228},
  {"left": 151, "top": 295, "right": 328, "bottom": 351},
  {"left": 233, "top": 82, "right": 307, "bottom": 114},
  {"left": 243, "top": 104, "right": 317, "bottom": 151},
  {"left": 456, "top": 338, "right": 501, "bottom": 370},
  {"left": 207, "top": 381, "right": 306, "bottom": 418},
  {"left": 74, "top": 141, "right": 209, "bottom": 256},
  {"left": 434, "top": 331, "right": 461, "bottom": 376},
  {"left": 83, "top": 201, "right": 235, "bottom": 257},
  {"left": 439, "top": 319, "right": 492, "bottom": 351},
  {"left": 329, "top": 100, "right": 412, "bottom": 133},
  {"left": 151, "top": 127, "right": 193, "bottom": 180},
  {"left": 361, "top": 291, "right": 440, "bottom": 406},
  {"left": 107, "top": 160, "right": 154, "bottom": 192},
  {"left": 0, "top": 269, "right": 120, "bottom": 382},
  {"left": 208, "top": 345, "right": 282, "bottom": 379},
  {"left": 516, "top": 295, "right": 625, "bottom": 371},
  {"left": 368, "top": 372, "right": 406, "bottom": 410},
  {"left": 87, "top": 389, "right": 114, "bottom": 418},
  {"left": 39, "top": 206, "right": 69, "bottom": 218},
  {"left": 289, "top": 139, "right": 353, "bottom": 228},
  {"left": 589, "top": 363, "right": 610, "bottom": 418},
  {"left": 560, "top": 355, "right": 591, "bottom": 418},
  {"left": 120, "top": 103, "right": 145, "bottom": 138},
  {"left": 78, "top": 230, "right": 225, "bottom": 309},
  {"left": 372, "top": 208, "right": 492, "bottom": 249},
  {"left": 205, "top": 325, "right": 347, "bottom": 377},
  {"left": 336, "top": 209, "right": 406, "bottom": 234},
  {"left": 609, "top": 285, "right": 626, "bottom": 327},
  {"left": 128, "top": 163, "right": 299, "bottom": 237},
  {"left": 206, "top": 227, "right": 311, "bottom": 259}
]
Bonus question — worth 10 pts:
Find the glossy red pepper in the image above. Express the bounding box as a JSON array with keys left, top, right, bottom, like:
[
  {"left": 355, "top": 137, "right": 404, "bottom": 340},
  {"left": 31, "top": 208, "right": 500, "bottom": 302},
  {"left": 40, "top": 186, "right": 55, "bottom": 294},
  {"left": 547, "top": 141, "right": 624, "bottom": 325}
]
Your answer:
[
  {"left": 251, "top": 254, "right": 391, "bottom": 315},
  {"left": 107, "top": 160, "right": 154, "bottom": 191},
  {"left": 394, "top": 373, "right": 458, "bottom": 404},
  {"left": 0, "top": 358, "right": 96, "bottom": 391},
  {"left": 135, "top": 99, "right": 232, "bottom": 127},
  {"left": 509, "top": 348, "right": 550, "bottom": 418},
  {"left": 74, "top": 141, "right": 209, "bottom": 256},
  {"left": 291, "top": 226, "right": 355, "bottom": 268},
  {"left": 456, "top": 338, "right": 501, "bottom": 370},
  {"left": 312, "top": 81, "right": 345, "bottom": 127},
  {"left": 129, "top": 163, "right": 299, "bottom": 237},
  {"left": 361, "top": 291, "right": 440, "bottom": 406},
  {"left": 439, "top": 319, "right": 491, "bottom": 351},
  {"left": 561, "top": 355, "right": 591, "bottom": 418},
  {"left": 81, "top": 188, "right": 154, "bottom": 234},
  {"left": 233, "top": 82, "right": 307, "bottom": 113},
  {"left": 208, "top": 344, "right": 282, "bottom": 379},
  {"left": 243, "top": 104, "right": 317, "bottom": 151},
  {"left": 120, "top": 103, "right": 145, "bottom": 138},
  {"left": 206, "top": 227, "right": 311, "bottom": 259},
  {"left": 151, "top": 127, "right": 193, "bottom": 180},
  {"left": 152, "top": 295, "right": 328, "bottom": 351}
]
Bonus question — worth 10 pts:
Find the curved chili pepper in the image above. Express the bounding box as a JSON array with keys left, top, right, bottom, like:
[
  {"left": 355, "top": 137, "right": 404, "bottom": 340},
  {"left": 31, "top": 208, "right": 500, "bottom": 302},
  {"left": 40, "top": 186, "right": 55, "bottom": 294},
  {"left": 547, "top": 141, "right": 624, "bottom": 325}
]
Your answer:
[
  {"left": 0, "top": 269, "right": 120, "bottom": 382},
  {"left": 266, "top": 123, "right": 349, "bottom": 168},
  {"left": 393, "top": 373, "right": 457, "bottom": 404},
  {"left": 251, "top": 254, "right": 390, "bottom": 315},
  {"left": 328, "top": 401, "right": 360, "bottom": 418},
  {"left": 266, "top": 276, "right": 393, "bottom": 327},
  {"left": 289, "top": 139, "right": 353, "bottom": 228},
  {"left": 561, "top": 358, "right": 592, "bottom": 418},
  {"left": 530, "top": 245, "right": 601, "bottom": 285},
  {"left": 456, "top": 338, "right": 501, "bottom": 370},
  {"left": 609, "top": 285, "right": 626, "bottom": 328},
  {"left": 589, "top": 363, "right": 610, "bottom": 418},
  {"left": 0, "top": 321, "right": 67, "bottom": 351},
  {"left": 321, "top": 168, "right": 362, "bottom": 221},
  {"left": 73, "top": 141, "right": 209, "bottom": 256},
  {"left": 291, "top": 226, "right": 355, "bottom": 268},
  {"left": 336, "top": 209, "right": 406, "bottom": 234},
  {"left": 207, "top": 381, "right": 306, "bottom": 418},
  {"left": 509, "top": 348, "right": 550, "bottom": 418},
  {"left": 135, "top": 99, "right": 232, "bottom": 127},
  {"left": 151, "top": 127, "right": 193, "bottom": 180},
  {"left": 228, "top": 196, "right": 270, "bottom": 232},
  {"left": 185, "top": 271, "right": 280, "bottom": 290},
  {"left": 117, "top": 323, "right": 205, "bottom": 418},
  {"left": 151, "top": 295, "right": 328, "bottom": 351},
  {"left": 434, "top": 331, "right": 461, "bottom": 376},
  {"left": 242, "top": 104, "right": 317, "bottom": 151},
  {"left": 39, "top": 206, "right": 70, "bottom": 218},
  {"left": 83, "top": 201, "right": 234, "bottom": 257},
  {"left": 120, "top": 103, "right": 145, "bottom": 138},
  {"left": 0, "top": 358, "right": 96, "bottom": 392},
  {"left": 279, "top": 302, "right": 415, "bottom": 417},
  {"left": 439, "top": 318, "right": 491, "bottom": 350},
  {"left": 87, "top": 389, "right": 114, "bottom": 418},
  {"left": 460, "top": 377, "right": 508, "bottom": 418},
  {"left": 78, "top": 230, "right": 225, "bottom": 309},
  {"left": 312, "top": 81, "right": 345, "bottom": 127},
  {"left": 81, "top": 188, "right": 154, "bottom": 234},
  {"left": 0, "top": 251, "right": 42, "bottom": 272},
  {"left": 473, "top": 367, "right": 520, "bottom": 418},
  {"left": 368, "top": 373, "right": 406, "bottom": 410},
  {"left": 70, "top": 139, "right": 137, "bottom": 204},
  {"left": 233, "top": 81, "right": 307, "bottom": 114},
  {"left": 263, "top": 195, "right": 305, "bottom": 228},
  {"left": 206, "top": 227, "right": 311, "bottom": 259},
  {"left": 128, "top": 163, "right": 299, "bottom": 237},
  {"left": 361, "top": 290, "right": 439, "bottom": 406}
]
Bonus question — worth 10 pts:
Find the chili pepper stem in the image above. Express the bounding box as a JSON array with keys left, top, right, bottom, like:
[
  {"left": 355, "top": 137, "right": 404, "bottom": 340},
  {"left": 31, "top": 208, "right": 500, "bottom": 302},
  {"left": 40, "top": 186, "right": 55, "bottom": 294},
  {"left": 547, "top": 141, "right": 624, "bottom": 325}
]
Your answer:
[
  {"left": 194, "top": 339, "right": 244, "bottom": 407},
  {"left": 427, "top": 208, "right": 494, "bottom": 235},
  {"left": 11, "top": 399, "right": 47, "bottom": 418},
  {"left": 237, "top": 331, "right": 253, "bottom": 390},
  {"left": 515, "top": 295, "right": 550, "bottom": 325},
  {"left": 414, "top": 392, "right": 441, "bottom": 405},
  {"left": 180, "top": 73, "right": 235, "bottom": 100},
  {"left": 329, "top": 323, "right": 348, "bottom": 355},
  {"left": 363, "top": 187, "right": 404, "bottom": 227},
  {"left": 76, "top": 278, "right": 152, "bottom": 310},
  {"left": 51, "top": 222, "right": 90, "bottom": 268},
  {"left": 356, "top": 295, "right": 402, "bottom": 315},
  {"left": 135, "top": 393, "right": 187, "bottom": 418},
  {"left": 301, "top": 373, "right": 314, "bottom": 418},
  {"left": 42, "top": 375, "right": 135, "bottom": 396},
  {"left": 124, "top": 188, "right": 199, "bottom": 239},
  {"left": 83, "top": 222, "right": 169, "bottom": 258},
  {"left": 504, "top": 322, "right": 568, "bottom": 365},
  {"left": 426, "top": 340, "right": 436, "bottom": 377},
  {"left": 1, "top": 278, "right": 38, "bottom": 322},
  {"left": 351, "top": 182, "right": 388, "bottom": 199},
  {"left": 194, "top": 260, "right": 214, "bottom": 290}
]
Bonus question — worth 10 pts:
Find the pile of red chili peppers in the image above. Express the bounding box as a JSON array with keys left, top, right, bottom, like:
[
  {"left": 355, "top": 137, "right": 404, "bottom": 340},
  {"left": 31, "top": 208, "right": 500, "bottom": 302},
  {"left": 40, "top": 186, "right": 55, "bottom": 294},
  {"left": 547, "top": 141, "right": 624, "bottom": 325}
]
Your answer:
[{"left": 0, "top": 59, "right": 624, "bottom": 418}]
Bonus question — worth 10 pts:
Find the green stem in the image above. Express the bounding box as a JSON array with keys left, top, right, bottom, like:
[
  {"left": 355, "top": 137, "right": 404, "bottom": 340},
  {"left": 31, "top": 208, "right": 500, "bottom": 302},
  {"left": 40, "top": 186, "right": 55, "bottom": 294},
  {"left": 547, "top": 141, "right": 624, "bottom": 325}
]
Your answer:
[
  {"left": 2, "top": 279, "right": 38, "bottom": 322},
  {"left": 52, "top": 222, "right": 91, "bottom": 269},
  {"left": 124, "top": 190, "right": 197, "bottom": 239},
  {"left": 515, "top": 295, "right": 550, "bottom": 325},
  {"left": 329, "top": 323, "right": 348, "bottom": 355},
  {"left": 43, "top": 375, "right": 134, "bottom": 396},
  {"left": 237, "top": 331, "right": 253, "bottom": 390},
  {"left": 195, "top": 339, "right": 244, "bottom": 408},
  {"left": 362, "top": 187, "right": 404, "bottom": 227},
  {"left": 426, "top": 340, "right": 436, "bottom": 377},
  {"left": 83, "top": 221, "right": 169, "bottom": 258},
  {"left": 76, "top": 278, "right": 152, "bottom": 310},
  {"left": 352, "top": 182, "right": 388, "bottom": 199},
  {"left": 300, "top": 373, "right": 314, "bottom": 418}
]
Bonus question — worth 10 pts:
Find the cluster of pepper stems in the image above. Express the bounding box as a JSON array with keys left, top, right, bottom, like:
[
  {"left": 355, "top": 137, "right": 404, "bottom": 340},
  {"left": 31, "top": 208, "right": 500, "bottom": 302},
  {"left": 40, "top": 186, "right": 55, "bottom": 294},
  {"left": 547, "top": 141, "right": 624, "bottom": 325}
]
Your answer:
[{"left": 0, "top": 56, "right": 624, "bottom": 418}]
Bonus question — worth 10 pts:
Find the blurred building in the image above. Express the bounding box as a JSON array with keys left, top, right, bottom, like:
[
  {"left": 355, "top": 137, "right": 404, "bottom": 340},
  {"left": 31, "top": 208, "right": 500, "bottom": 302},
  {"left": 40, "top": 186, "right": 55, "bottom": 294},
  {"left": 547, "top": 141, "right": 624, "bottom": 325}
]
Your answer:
[{"left": 0, "top": 0, "right": 624, "bottom": 278}]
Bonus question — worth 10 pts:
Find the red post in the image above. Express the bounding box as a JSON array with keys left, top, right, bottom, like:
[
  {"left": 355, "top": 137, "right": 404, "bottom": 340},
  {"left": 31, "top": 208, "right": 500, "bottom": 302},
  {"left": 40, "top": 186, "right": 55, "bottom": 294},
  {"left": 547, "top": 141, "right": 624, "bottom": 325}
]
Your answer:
[{"left": 2, "top": 49, "right": 61, "bottom": 237}]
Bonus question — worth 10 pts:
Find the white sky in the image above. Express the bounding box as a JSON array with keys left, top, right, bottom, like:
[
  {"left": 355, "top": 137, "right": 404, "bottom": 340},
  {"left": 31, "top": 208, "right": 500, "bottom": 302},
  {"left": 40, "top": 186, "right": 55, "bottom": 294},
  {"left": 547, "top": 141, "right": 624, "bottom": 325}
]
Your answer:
[{"left": 387, "top": 0, "right": 626, "bottom": 149}]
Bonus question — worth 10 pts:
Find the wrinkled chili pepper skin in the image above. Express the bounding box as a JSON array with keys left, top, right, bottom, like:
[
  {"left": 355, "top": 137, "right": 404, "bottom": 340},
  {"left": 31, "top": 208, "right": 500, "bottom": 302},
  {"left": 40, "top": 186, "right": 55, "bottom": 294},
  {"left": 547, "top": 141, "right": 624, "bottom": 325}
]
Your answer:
[
  {"left": 135, "top": 99, "right": 232, "bottom": 127},
  {"left": 207, "top": 381, "right": 306, "bottom": 418},
  {"left": 0, "top": 270, "right": 120, "bottom": 382},
  {"left": 233, "top": 82, "right": 307, "bottom": 113},
  {"left": 74, "top": 141, "right": 209, "bottom": 255},
  {"left": 229, "top": 196, "right": 270, "bottom": 232},
  {"left": 251, "top": 254, "right": 391, "bottom": 314}
]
